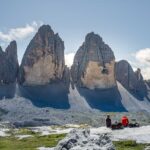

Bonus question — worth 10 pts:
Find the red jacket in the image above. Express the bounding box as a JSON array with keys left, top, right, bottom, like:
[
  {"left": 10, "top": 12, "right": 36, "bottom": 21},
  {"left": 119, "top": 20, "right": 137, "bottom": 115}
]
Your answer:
[{"left": 121, "top": 116, "right": 129, "bottom": 127}]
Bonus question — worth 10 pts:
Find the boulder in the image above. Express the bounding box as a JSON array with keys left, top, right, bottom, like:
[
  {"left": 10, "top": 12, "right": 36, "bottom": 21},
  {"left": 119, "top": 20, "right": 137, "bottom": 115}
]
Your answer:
[{"left": 50, "top": 129, "right": 115, "bottom": 150}]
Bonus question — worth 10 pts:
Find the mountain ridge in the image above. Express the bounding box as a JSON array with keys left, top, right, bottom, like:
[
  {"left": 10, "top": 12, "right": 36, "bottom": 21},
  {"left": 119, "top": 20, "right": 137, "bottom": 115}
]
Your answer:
[{"left": 0, "top": 24, "right": 149, "bottom": 112}]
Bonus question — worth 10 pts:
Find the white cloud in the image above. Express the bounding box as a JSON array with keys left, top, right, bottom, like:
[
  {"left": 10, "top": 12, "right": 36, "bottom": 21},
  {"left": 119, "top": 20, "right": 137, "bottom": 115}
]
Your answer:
[
  {"left": 135, "top": 48, "right": 150, "bottom": 64},
  {"left": 140, "top": 67, "right": 150, "bottom": 80},
  {"left": 65, "top": 53, "right": 75, "bottom": 68},
  {"left": 134, "top": 48, "right": 150, "bottom": 80},
  {"left": 0, "top": 21, "right": 42, "bottom": 42}
]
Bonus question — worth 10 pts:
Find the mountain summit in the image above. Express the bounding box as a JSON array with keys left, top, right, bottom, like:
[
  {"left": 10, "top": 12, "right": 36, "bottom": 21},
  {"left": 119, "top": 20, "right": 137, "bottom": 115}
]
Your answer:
[
  {"left": 0, "top": 25, "right": 149, "bottom": 112},
  {"left": 0, "top": 41, "right": 18, "bottom": 84},
  {"left": 70, "top": 32, "right": 125, "bottom": 111},
  {"left": 71, "top": 32, "right": 116, "bottom": 90},
  {"left": 116, "top": 60, "right": 147, "bottom": 100},
  {"left": 18, "top": 25, "right": 65, "bottom": 85},
  {"left": 18, "top": 25, "right": 70, "bottom": 108}
]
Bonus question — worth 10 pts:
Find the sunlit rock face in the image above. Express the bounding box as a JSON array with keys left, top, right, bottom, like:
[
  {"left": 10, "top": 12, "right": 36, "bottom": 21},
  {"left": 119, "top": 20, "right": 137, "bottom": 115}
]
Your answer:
[
  {"left": 18, "top": 25, "right": 65, "bottom": 85},
  {"left": 116, "top": 60, "right": 147, "bottom": 100},
  {"left": 0, "top": 41, "right": 19, "bottom": 99},
  {"left": 81, "top": 61, "right": 116, "bottom": 89},
  {"left": 18, "top": 25, "right": 70, "bottom": 108},
  {"left": 71, "top": 32, "right": 125, "bottom": 111},
  {"left": 71, "top": 32, "right": 116, "bottom": 89}
]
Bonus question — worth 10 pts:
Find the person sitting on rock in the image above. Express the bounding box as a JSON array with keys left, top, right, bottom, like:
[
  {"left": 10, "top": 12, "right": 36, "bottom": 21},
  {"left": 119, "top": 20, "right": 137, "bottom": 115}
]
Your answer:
[
  {"left": 106, "top": 115, "right": 111, "bottom": 128},
  {"left": 121, "top": 116, "right": 129, "bottom": 127}
]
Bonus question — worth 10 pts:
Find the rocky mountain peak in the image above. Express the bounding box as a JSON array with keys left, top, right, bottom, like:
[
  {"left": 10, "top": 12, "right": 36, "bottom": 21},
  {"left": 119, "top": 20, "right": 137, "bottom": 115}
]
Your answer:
[
  {"left": 0, "top": 41, "right": 18, "bottom": 84},
  {"left": 18, "top": 25, "right": 65, "bottom": 85},
  {"left": 0, "top": 46, "right": 3, "bottom": 54},
  {"left": 135, "top": 68, "right": 142, "bottom": 80},
  {"left": 38, "top": 24, "right": 53, "bottom": 32},
  {"left": 71, "top": 32, "right": 116, "bottom": 89},
  {"left": 36, "top": 25, "right": 54, "bottom": 41},
  {"left": 115, "top": 60, "right": 147, "bottom": 99},
  {"left": 5, "top": 40, "right": 17, "bottom": 59},
  {"left": 85, "top": 32, "right": 103, "bottom": 44},
  {"left": 115, "top": 60, "right": 136, "bottom": 89}
]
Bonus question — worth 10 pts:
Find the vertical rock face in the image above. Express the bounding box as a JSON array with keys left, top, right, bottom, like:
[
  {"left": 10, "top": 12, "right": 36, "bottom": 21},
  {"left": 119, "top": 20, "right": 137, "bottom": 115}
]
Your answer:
[
  {"left": 0, "top": 41, "right": 18, "bottom": 84},
  {"left": 70, "top": 33, "right": 125, "bottom": 111},
  {"left": 0, "top": 41, "right": 18, "bottom": 99},
  {"left": 18, "top": 25, "right": 65, "bottom": 85},
  {"left": 116, "top": 60, "right": 147, "bottom": 99},
  {"left": 71, "top": 32, "right": 116, "bottom": 89},
  {"left": 134, "top": 68, "right": 147, "bottom": 98},
  {"left": 18, "top": 25, "right": 70, "bottom": 109},
  {"left": 115, "top": 60, "right": 137, "bottom": 91}
]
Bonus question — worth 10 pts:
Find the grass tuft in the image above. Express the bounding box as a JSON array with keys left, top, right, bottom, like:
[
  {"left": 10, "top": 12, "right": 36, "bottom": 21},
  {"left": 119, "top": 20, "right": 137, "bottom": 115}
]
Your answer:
[
  {"left": 113, "top": 140, "right": 149, "bottom": 150},
  {"left": 0, "top": 133, "right": 66, "bottom": 150}
]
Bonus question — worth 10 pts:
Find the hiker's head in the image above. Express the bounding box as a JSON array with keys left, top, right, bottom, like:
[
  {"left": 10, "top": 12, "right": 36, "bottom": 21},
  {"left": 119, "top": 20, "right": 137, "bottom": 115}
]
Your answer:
[{"left": 107, "top": 115, "right": 110, "bottom": 118}]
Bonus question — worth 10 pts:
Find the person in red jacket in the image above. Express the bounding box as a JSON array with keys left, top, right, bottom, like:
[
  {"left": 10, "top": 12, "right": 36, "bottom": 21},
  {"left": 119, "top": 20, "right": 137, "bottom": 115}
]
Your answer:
[{"left": 121, "top": 116, "right": 129, "bottom": 127}]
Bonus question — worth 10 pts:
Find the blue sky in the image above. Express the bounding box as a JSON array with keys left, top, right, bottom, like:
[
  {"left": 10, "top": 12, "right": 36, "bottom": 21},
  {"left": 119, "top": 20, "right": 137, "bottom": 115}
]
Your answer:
[{"left": 0, "top": 0, "right": 150, "bottom": 78}]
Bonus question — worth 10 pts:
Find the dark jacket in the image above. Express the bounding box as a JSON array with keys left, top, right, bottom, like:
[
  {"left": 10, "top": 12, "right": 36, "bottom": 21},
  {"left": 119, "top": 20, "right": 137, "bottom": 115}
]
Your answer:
[{"left": 106, "top": 118, "right": 111, "bottom": 127}]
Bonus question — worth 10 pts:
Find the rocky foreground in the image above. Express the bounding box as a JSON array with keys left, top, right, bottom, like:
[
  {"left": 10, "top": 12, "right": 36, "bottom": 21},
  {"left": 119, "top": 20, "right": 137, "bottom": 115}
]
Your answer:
[
  {"left": 0, "top": 123, "right": 150, "bottom": 150},
  {"left": 49, "top": 129, "right": 115, "bottom": 150}
]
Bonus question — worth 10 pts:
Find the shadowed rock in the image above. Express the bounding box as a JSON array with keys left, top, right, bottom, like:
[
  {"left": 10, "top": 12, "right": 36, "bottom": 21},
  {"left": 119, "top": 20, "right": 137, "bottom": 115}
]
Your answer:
[
  {"left": 0, "top": 41, "right": 18, "bottom": 84},
  {"left": 17, "top": 82, "right": 70, "bottom": 109},
  {"left": 116, "top": 60, "right": 147, "bottom": 100},
  {"left": 0, "top": 41, "right": 18, "bottom": 99},
  {"left": 77, "top": 86, "right": 126, "bottom": 111}
]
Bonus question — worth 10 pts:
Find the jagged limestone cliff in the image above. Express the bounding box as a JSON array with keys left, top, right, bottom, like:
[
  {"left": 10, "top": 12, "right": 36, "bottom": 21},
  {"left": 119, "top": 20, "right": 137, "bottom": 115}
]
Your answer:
[
  {"left": 0, "top": 41, "right": 18, "bottom": 99},
  {"left": 116, "top": 60, "right": 147, "bottom": 99},
  {"left": 70, "top": 32, "right": 124, "bottom": 111},
  {"left": 0, "top": 41, "right": 18, "bottom": 84},
  {"left": 18, "top": 25, "right": 70, "bottom": 109},
  {"left": 18, "top": 25, "right": 65, "bottom": 85},
  {"left": 71, "top": 32, "right": 116, "bottom": 89}
]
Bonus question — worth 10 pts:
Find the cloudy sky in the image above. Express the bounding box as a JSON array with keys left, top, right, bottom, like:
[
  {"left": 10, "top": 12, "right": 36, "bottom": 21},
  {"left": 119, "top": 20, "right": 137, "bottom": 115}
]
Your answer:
[{"left": 0, "top": 0, "right": 150, "bottom": 79}]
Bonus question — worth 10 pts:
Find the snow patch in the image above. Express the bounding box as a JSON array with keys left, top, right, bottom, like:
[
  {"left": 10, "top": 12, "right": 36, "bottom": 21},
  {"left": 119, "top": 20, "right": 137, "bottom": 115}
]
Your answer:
[
  {"left": 0, "top": 128, "right": 9, "bottom": 137},
  {"left": 16, "top": 134, "right": 33, "bottom": 139},
  {"left": 91, "top": 125, "right": 150, "bottom": 144},
  {"left": 68, "top": 86, "right": 91, "bottom": 111},
  {"left": 30, "top": 126, "right": 74, "bottom": 136},
  {"left": 117, "top": 82, "right": 150, "bottom": 112},
  {"left": 37, "top": 147, "right": 51, "bottom": 150},
  {"left": 30, "top": 125, "right": 150, "bottom": 144},
  {"left": 111, "top": 126, "right": 150, "bottom": 143}
]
